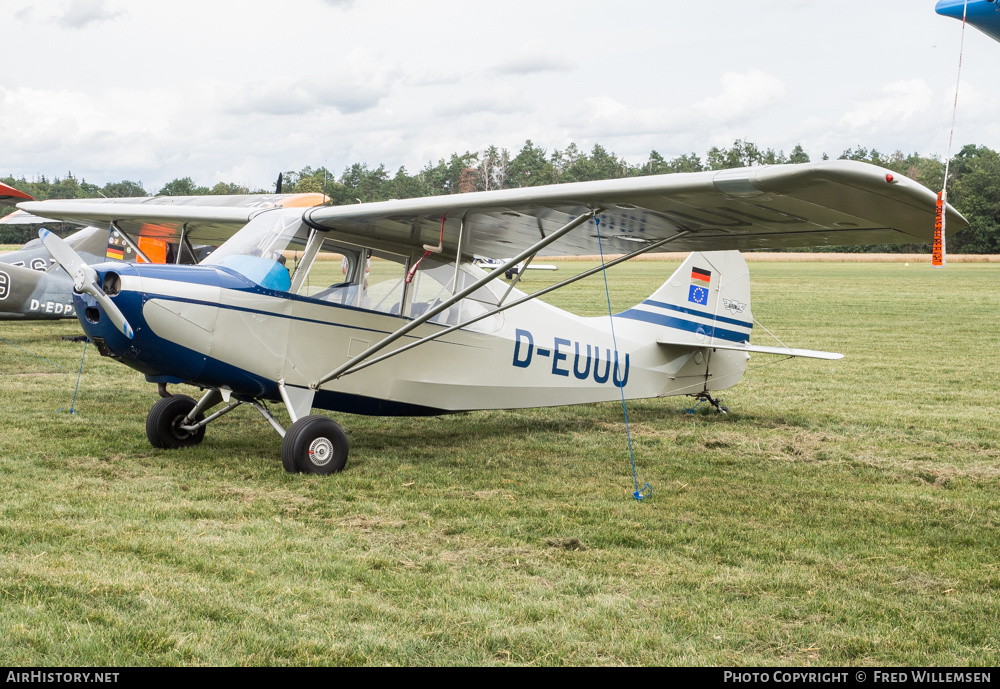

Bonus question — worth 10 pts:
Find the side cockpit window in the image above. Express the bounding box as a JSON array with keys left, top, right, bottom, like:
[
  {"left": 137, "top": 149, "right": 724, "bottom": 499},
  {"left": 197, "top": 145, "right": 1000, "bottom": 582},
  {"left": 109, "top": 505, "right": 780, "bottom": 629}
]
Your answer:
[
  {"left": 407, "top": 258, "right": 504, "bottom": 333},
  {"left": 297, "top": 245, "right": 407, "bottom": 316},
  {"left": 210, "top": 215, "right": 506, "bottom": 333}
]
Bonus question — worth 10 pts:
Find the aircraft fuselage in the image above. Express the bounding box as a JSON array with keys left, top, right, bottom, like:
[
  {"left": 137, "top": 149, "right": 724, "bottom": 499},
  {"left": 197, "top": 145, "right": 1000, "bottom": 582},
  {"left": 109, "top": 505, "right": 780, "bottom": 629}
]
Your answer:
[{"left": 74, "top": 262, "right": 749, "bottom": 416}]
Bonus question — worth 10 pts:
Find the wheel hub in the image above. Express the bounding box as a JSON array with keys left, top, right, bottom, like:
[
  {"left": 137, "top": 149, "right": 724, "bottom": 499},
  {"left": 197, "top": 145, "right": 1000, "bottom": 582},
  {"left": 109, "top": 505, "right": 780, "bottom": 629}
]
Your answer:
[{"left": 308, "top": 437, "right": 334, "bottom": 466}]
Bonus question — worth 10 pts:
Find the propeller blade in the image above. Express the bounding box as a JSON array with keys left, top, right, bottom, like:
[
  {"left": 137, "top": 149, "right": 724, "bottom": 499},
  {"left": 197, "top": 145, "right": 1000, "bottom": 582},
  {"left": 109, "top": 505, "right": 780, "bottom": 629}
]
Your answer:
[{"left": 39, "top": 229, "right": 134, "bottom": 340}]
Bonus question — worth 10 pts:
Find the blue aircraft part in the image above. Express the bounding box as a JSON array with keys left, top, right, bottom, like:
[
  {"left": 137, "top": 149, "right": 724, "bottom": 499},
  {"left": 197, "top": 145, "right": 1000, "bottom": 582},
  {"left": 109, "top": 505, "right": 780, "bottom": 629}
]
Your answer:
[
  {"left": 936, "top": 0, "right": 1000, "bottom": 43},
  {"left": 213, "top": 255, "right": 292, "bottom": 292}
]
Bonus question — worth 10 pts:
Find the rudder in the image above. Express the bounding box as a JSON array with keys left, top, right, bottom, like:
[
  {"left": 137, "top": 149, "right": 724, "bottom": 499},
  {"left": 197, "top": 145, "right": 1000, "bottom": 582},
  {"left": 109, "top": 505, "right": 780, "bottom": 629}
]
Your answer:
[{"left": 622, "top": 250, "right": 753, "bottom": 348}]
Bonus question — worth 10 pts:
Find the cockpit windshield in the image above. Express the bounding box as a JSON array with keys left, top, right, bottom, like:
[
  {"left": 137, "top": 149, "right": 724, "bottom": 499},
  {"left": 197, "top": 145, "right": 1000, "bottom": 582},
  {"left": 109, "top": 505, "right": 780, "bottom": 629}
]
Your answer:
[
  {"left": 201, "top": 209, "right": 505, "bottom": 333},
  {"left": 202, "top": 210, "right": 309, "bottom": 291}
]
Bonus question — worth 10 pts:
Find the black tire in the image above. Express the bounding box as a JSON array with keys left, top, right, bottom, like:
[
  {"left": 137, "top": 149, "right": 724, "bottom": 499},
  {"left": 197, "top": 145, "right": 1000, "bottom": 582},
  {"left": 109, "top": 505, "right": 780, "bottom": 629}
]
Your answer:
[
  {"left": 281, "top": 415, "right": 349, "bottom": 475},
  {"left": 146, "top": 395, "right": 206, "bottom": 449}
]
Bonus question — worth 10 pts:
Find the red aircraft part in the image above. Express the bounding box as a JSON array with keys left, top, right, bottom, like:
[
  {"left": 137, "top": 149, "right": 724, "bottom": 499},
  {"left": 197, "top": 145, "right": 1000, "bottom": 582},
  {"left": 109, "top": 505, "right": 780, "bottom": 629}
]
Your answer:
[{"left": 0, "top": 182, "right": 33, "bottom": 204}]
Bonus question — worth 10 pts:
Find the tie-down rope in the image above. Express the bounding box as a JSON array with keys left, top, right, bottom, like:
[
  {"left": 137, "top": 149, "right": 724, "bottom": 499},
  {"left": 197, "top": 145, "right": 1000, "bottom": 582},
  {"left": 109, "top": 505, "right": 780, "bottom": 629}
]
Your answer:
[{"left": 594, "top": 216, "right": 650, "bottom": 502}]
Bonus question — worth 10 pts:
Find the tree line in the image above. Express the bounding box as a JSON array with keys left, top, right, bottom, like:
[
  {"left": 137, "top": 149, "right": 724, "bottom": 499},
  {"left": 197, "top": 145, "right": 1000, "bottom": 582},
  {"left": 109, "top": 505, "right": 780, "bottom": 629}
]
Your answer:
[{"left": 3, "top": 139, "right": 998, "bottom": 252}]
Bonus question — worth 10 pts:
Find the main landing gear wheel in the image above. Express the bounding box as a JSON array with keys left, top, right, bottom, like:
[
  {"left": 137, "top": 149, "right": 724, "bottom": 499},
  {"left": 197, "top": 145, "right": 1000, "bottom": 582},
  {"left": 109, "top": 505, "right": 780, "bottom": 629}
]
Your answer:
[
  {"left": 281, "top": 415, "right": 349, "bottom": 475},
  {"left": 146, "top": 395, "right": 206, "bottom": 449}
]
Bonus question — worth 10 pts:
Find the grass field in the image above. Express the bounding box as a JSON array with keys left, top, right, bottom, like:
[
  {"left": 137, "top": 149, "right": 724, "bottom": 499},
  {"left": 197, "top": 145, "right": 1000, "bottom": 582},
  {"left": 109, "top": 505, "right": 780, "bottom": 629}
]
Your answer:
[{"left": 0, "top": 260, "right": 997, "bottom": 666}]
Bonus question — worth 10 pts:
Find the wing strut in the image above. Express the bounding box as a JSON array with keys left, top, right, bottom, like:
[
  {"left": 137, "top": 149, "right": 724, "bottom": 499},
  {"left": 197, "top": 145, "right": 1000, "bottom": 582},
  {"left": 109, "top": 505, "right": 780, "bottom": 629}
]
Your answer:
[
  {"left": 176, "top": 223, "right": 188, "bottom": 264},
  {"left": 451, "top": 214, "right": 468, "bottom": 296},
  {"left": 499, "top": 254, "right": 534, "bottom": 305},
  {"left": 327, "top": 230, "right": 693, "bottom": 380},
  {"left": 110, "top": 221, "right": 152, "bottom": 264},
  {"left": 311, "top": 209, "right": 601, "bottom": 388}
]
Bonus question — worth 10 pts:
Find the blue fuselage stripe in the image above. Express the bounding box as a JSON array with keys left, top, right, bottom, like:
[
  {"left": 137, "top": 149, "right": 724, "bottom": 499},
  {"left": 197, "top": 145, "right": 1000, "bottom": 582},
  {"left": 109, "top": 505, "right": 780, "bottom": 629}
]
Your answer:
[
  {"left": 616, "top": 308, "right": 749, "bottom": 343},
  {"left": 640, "top": 299, "right": 753, "bottom": 329},
  {"left": 143, "top": 292, "right": 479, "bottom": 349}
]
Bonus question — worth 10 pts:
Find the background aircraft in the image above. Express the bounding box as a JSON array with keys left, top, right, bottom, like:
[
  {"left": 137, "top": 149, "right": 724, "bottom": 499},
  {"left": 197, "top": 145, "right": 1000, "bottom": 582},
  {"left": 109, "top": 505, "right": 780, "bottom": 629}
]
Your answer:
[
  {"left": 0, "top": 182, "right": 33, "bottom": 205},
  {"left": 0, "top": 191, "right": 327, "bottom": 321},
  {"left": 936, "top": 0, "right": 1000, "bottom": 42},
  {"left": 472, "top": 256, "right": 558, "bottom": 280},
  {"left": 24, "top": 161, "right": 966, "bottom": 475}
]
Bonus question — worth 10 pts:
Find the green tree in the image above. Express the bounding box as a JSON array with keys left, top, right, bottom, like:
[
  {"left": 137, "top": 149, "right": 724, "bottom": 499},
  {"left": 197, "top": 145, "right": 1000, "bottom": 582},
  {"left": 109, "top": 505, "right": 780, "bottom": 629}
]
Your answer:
[
  {"left": 420, "top": 152, "right": 479, "bottom": 195},
  {"left": 948, "top": 144, "right": 1000, "bottom": 254},
  {"left": 385, "top": 166, "right": 433, "bottom": 200},
  {"left": 666, "top": 152, "right": 704, "bottom": 173},
  {"left": 560, "top": 144, "right": 633, "bottom": 183},
  {"left": 102, "top": 180, "right": 148, "bottom": 197},
  {"left": 478, "top": 145, "right": 511, "bottom": 190},
  {"left": 507, "top": 140, "right": 553, "bottom": 188},
  {"left": 158, "top": 178, "right": 209, "bottom": 196},
  {"left": 48, "top": 174, "right": 84, "bottom": 199},
  {"left": 644, "top": 150, "right": 670, "bottom": 175},
  {"left": 788, "top": 144, "right": 810, "bottom": 164},
  {"left": 839, "top": 146, "right": 889, "bottom": 167},
  {"left": 210, "top": 182, "right": 252, "bottom": 195},
  {"left": 707, "top": 140, "right": 784, "bottom": 169}
]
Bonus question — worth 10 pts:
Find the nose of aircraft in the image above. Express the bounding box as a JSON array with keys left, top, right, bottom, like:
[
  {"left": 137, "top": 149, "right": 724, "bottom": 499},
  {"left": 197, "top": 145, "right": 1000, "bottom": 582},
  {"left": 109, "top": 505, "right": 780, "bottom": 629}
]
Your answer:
[{"left": 39, "top": 229, "right": 134, "bottom": 339}]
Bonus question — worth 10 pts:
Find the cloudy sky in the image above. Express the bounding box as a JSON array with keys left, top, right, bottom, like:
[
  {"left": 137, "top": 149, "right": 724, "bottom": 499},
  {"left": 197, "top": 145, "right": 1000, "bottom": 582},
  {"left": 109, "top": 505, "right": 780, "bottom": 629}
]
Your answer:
[{"left": 3, "top": 0, "right": 998, "bottom": 192}]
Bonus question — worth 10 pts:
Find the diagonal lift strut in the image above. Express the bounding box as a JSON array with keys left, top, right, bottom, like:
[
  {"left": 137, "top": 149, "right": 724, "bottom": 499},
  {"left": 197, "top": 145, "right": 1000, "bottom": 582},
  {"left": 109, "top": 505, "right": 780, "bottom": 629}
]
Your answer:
[{"left": 329, "top": 230, "right": 693, "bottom": 380}]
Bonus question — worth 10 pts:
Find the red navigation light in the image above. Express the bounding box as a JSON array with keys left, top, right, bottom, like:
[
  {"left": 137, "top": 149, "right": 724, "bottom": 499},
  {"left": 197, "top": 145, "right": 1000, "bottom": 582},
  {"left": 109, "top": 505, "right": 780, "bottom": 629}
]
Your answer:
[{"left": 885, "top": 174, "right": 896, "bottom": 183}]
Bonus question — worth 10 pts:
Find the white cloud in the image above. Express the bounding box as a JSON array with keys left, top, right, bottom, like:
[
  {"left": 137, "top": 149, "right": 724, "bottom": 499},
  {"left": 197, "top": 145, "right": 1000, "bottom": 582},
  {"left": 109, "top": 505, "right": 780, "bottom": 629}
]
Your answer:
[
  {"left": 224, "top": 79, "right": 388, "bottom": 117},
  {"left": 1, "top": 1, "right": 996, "bottom": 192},
  {"left": 222, "top": 51, "right": 400, "bottom": 117},
  {"left": 838, "top": 79, "right": 936, "bottom": 130},
  {"left": 493, "top": 44, "right": 574, "bottom": 76},
  {"left": 431, "top": 89, "right": 529, "bottom": 118},
  {"left": 562, "top": 70, "right": 787, "bottom": 143},
  {"left": 693, "top": 70, "right": 787, "bottom": 123},
  {"left": 56, "top": 0, "right": 125, "bottom": 28}
]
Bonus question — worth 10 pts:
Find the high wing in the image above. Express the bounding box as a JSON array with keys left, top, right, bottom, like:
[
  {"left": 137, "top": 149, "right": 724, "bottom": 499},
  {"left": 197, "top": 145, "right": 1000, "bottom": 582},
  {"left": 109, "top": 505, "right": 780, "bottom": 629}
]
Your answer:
[
  {"left": 300, "top": 161, "right": 966, "bottom": 259},
  {"left": 0, "top": 209, "right": 48, "bottom": 225},
  {"left": 19, "top": 162, "right": 965, "bottom": 259},
  {"left": 17, "top": 192, "right": 328, "bottom": 247}
]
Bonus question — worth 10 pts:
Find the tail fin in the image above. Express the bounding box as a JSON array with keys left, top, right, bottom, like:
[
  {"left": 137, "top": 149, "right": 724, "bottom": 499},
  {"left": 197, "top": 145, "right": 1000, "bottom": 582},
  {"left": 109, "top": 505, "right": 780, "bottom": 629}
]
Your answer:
[
  {"left": 621, "top": 250, "right": 754, "bottom": 348},
  {"left": 622, "top": 250, "right": 842, "bottom": 361},
  {"left": 610, "top": 251, "right": 752, "bottom": 395}
]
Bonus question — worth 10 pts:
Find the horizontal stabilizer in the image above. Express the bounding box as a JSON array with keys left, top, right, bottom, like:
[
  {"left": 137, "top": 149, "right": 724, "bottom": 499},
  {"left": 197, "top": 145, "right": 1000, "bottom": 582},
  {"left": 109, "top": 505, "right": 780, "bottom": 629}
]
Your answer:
[{"left": 657, "top": 338, "right": 843, "bottom": 360}]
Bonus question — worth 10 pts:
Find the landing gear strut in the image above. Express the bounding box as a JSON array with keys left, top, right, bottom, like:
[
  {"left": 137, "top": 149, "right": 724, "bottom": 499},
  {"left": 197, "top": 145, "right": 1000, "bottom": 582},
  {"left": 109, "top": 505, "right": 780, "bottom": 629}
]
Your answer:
[
  {"left": 144, "top": 387, "right": 350, "bottom": 474},
  {"left": 688, "top": 392, "right": 730, "bottom": 414}
]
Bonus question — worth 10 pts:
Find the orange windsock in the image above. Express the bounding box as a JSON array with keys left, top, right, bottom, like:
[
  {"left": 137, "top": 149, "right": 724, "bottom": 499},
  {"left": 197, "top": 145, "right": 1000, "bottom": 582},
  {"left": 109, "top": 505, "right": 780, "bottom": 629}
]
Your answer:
[{"left": 933, "top": 191, "right": 946, "bottom": 268}]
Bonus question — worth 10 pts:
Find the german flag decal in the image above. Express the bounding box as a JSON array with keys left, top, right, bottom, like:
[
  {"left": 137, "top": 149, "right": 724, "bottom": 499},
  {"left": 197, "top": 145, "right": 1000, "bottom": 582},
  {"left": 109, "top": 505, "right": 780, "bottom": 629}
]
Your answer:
[
  {"left": 688, "top": 267, "right": 711, "bottom": 305},
  {"left": 106, "top": 232, "right": 125, "bottom": 261}
]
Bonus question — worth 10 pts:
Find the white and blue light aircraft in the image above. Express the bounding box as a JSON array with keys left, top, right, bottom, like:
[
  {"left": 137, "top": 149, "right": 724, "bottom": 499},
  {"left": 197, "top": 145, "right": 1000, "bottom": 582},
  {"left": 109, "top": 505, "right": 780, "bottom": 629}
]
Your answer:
[{"left": 21, "top": 161, "right": 966, "bottom": 474}]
